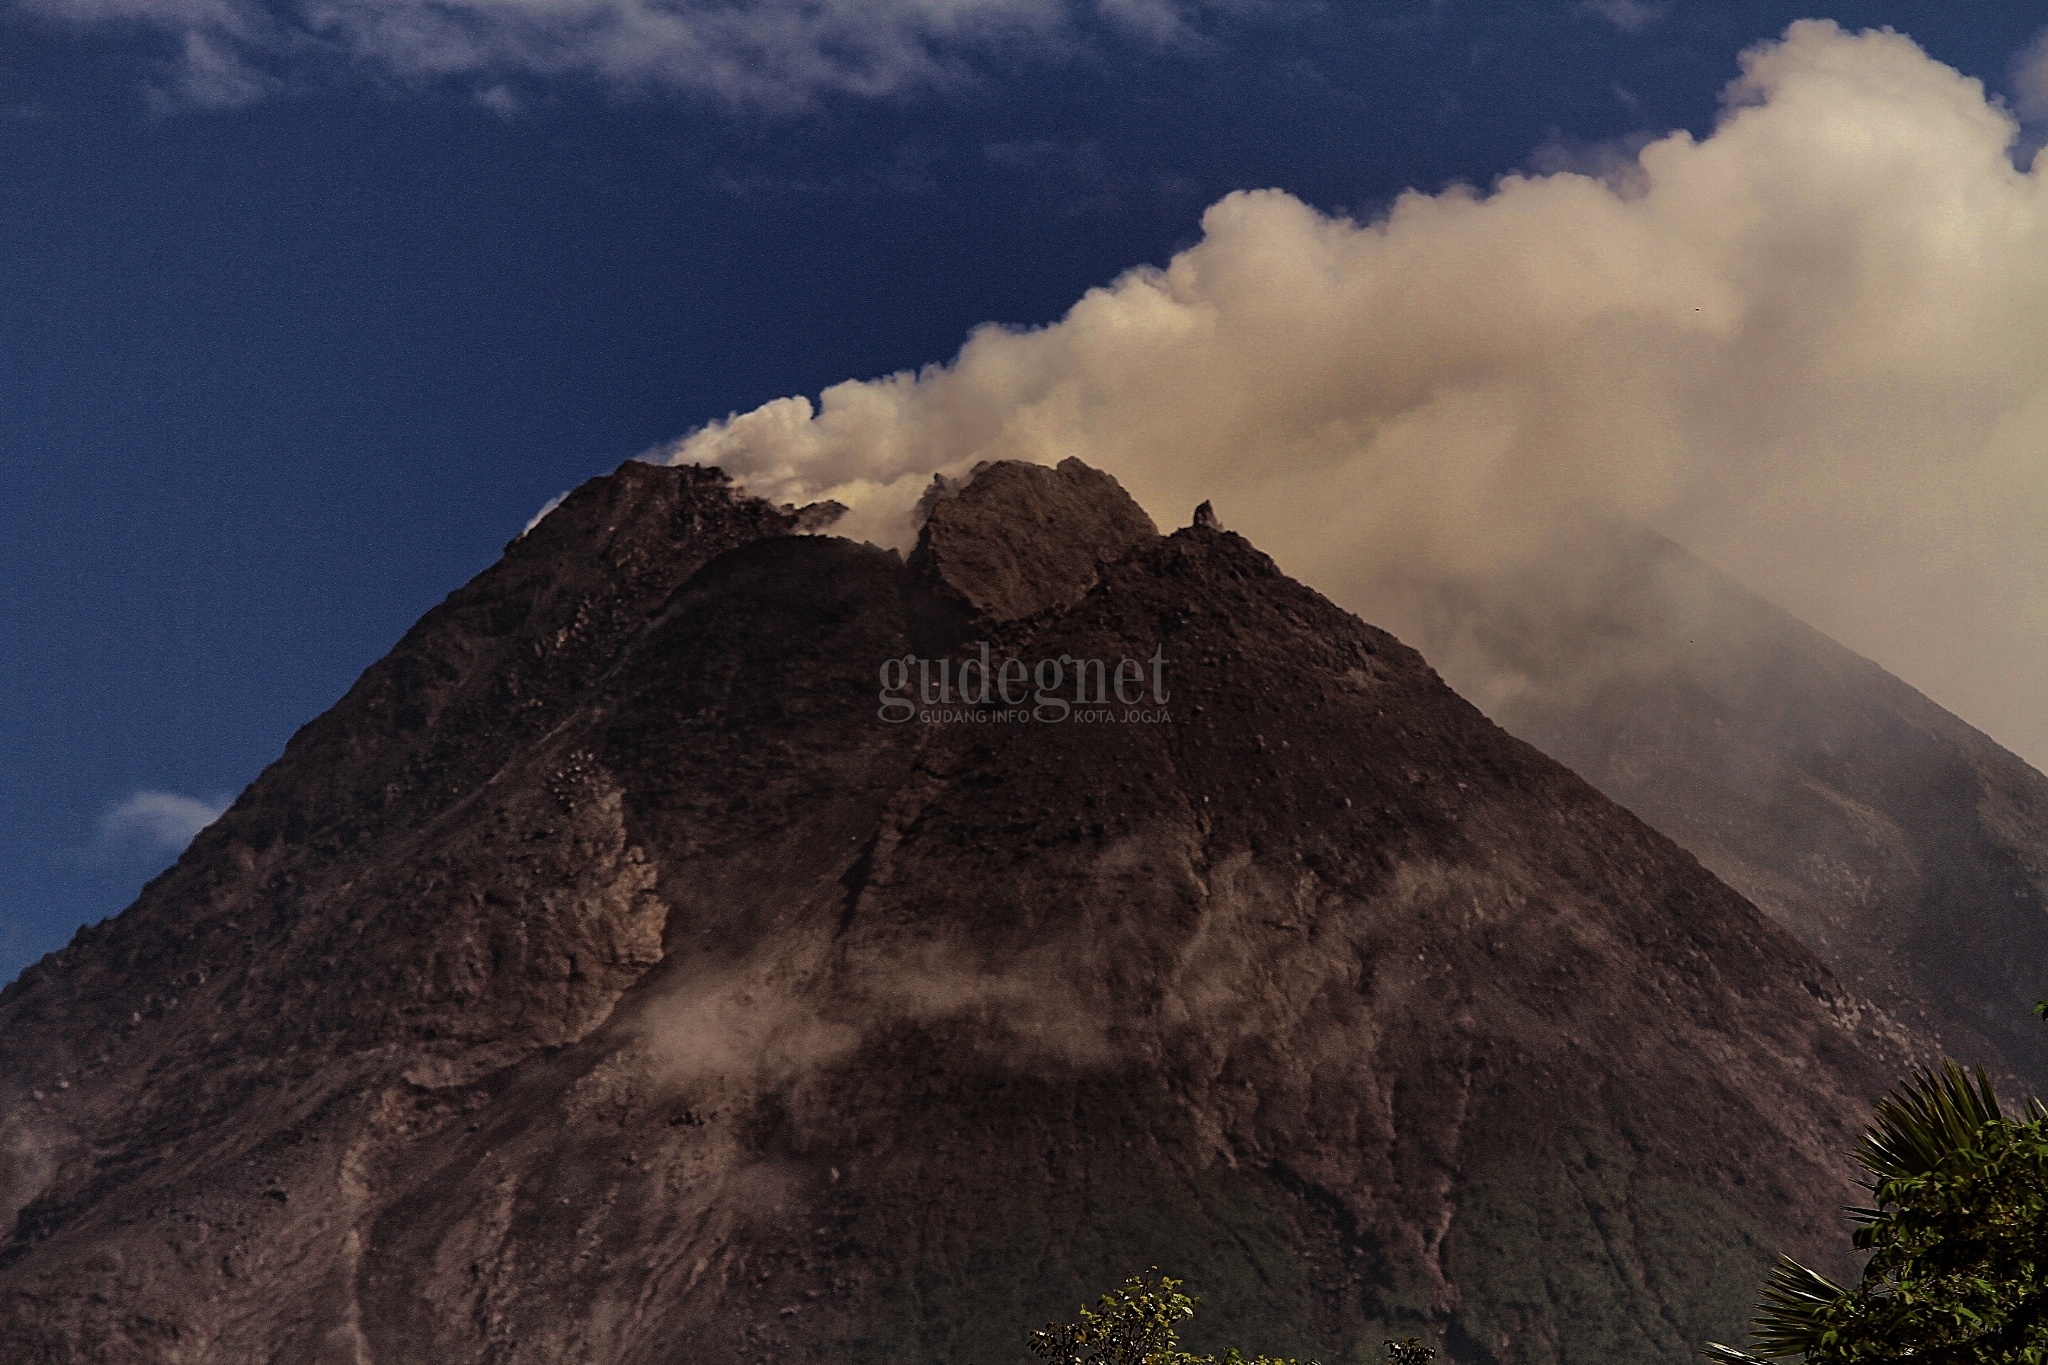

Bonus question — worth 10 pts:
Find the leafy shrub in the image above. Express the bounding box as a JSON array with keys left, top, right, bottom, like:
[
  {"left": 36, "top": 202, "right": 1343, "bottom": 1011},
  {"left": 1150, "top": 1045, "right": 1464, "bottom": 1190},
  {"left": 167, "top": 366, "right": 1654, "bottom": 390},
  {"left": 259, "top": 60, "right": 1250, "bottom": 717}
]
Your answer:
[
  {"left": 1027, "top": 1271, "right": 1436, "bottom": 1365},
  {"left": 1705, "top": 1053, "right": 2048, "bottom": 1364}
]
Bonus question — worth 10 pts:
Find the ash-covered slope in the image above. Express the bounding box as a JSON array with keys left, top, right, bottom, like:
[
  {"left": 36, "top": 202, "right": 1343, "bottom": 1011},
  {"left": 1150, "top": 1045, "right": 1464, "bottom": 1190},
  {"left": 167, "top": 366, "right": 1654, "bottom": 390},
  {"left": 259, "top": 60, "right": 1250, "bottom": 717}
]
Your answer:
[
  {"left": 1456, "top": 532, "right": 2048, "bottom": 1094},
  {"left": 2, "top": 462, "right": 1908, "bottom": 1365}
]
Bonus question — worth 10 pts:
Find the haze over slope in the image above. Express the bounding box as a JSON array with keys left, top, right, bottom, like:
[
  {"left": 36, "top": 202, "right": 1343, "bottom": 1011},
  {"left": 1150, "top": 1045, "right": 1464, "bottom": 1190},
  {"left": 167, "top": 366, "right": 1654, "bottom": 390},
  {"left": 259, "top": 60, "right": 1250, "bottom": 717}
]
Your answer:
[
  {"left": 1, "top": 461, "right": 1909, "bottom": 1365},
  {"left": 1450, "top": 530, "right": 2048, "bottom": 1095},
  {"left": 667, "top": 20, "right": 2048, "bottom": 776}
]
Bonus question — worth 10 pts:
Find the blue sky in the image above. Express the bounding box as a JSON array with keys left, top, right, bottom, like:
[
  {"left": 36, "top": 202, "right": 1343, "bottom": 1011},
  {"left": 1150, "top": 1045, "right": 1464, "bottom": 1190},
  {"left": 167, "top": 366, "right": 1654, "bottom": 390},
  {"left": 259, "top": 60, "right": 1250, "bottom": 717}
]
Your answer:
[{"left": 5, "top": 1, "right": 2047, "bottom": 985}]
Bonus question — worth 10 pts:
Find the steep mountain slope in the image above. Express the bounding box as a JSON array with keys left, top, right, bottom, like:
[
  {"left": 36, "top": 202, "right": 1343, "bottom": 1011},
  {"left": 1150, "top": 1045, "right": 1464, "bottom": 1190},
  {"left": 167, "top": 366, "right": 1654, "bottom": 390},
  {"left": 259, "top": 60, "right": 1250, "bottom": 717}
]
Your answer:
[
  {"left": 1441, "top": 531, "right": 2048, "bottom": 1093},
  {"left": 1, "top": 462, "right": 1910, "bottom": 1365}
]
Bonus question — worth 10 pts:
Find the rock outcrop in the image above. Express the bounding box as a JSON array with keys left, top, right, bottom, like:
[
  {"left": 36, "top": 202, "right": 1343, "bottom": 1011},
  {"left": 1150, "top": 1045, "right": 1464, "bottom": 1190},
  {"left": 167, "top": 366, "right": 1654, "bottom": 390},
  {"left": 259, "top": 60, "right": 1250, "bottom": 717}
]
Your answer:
[{"left": 910, "top": 457, "right": 1160, "bottom": 622}]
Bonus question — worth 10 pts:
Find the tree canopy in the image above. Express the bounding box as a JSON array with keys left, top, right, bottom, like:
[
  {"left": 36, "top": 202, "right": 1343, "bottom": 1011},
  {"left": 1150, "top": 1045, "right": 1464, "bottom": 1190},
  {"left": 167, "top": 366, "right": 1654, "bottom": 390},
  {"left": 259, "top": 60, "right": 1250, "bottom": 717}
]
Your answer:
[
  {"left": 1705, "top": 1053, "right": 2048, "bottom": 1364},
  {"left": 1026, "top": 1271, "right": 1434, "bottom": 1365}
]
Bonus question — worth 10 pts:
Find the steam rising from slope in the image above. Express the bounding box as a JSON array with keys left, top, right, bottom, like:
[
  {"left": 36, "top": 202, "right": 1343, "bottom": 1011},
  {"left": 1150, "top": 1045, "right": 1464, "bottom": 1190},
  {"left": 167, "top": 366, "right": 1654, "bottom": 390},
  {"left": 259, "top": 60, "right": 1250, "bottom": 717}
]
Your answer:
[{"left": 667, "top": 21, "right": 2048, "bottom": 770}]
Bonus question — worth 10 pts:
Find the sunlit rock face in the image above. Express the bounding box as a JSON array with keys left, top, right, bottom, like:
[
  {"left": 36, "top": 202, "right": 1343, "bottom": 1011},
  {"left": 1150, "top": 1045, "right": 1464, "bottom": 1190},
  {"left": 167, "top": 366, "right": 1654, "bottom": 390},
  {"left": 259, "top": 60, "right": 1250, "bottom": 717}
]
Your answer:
[{"left": 0, "top": 460, "right": 1913, "bottom": 1365}]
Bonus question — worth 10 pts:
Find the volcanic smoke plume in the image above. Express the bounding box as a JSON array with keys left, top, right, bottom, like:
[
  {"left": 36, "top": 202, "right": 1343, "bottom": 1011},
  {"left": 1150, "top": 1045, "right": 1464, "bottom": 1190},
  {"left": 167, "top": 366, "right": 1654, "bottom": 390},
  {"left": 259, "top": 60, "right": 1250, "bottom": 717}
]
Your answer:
[{"left": 667, "top": 19, "right": 2048, "bottom": 775}]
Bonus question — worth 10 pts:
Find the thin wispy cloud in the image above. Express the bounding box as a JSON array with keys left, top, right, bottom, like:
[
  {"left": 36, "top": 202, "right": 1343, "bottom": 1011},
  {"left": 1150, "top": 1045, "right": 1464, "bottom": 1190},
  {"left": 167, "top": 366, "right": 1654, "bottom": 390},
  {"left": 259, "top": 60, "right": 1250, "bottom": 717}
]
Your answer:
[
  {"left": 520, "top": 490, "right": 569, "bottom": 537},
  {"left": 97, "top": 791, "right": 226, "bottom": 857},
  {"left": 1577, "top": 0, "right": 1663, "bottom": 33},
  {"left": 18, "top": 0, "right": 1223, "bottom": 109},
  {"left": 2011, "top": 25, "right": 2048, "bottom": 123}
]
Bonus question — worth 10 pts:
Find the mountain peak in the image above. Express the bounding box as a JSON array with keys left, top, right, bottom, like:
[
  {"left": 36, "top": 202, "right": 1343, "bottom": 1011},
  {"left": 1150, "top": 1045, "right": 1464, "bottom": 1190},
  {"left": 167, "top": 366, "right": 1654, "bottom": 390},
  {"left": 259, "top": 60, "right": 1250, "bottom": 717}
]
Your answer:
[
  {"left": 0, "top": 457, "right": 1919, "bottom": 1365},
  {"left": 910, "top": 457, "right": 1159, "bottom": 622}
]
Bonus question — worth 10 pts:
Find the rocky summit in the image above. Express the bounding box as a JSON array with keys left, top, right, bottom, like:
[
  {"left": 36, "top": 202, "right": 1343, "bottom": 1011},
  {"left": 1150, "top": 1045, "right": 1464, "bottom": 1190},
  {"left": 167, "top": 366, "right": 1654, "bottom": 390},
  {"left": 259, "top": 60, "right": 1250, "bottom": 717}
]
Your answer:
[{"left": 1, "top": 460, "right": 1916, "bottom": 1364}]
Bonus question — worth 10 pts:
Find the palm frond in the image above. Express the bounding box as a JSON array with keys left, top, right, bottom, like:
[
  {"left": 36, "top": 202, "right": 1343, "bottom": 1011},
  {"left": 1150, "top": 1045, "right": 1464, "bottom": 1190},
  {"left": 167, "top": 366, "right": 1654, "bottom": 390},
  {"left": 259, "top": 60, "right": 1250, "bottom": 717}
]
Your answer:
[
  {"left": 1698, "top": 1344, "right": 1770, "bottom": 1364},
  {"left": 1856, "top": 1061, "right": 2004, "bottom": 1184},
  {"left": 1745, "top": 1256, "right": 1848, "bottom": 1359}
]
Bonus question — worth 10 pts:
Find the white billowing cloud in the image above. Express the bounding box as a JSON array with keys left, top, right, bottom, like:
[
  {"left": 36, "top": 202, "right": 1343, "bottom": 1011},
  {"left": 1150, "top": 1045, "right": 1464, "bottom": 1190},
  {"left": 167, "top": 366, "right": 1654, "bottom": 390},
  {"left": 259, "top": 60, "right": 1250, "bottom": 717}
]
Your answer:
[
  {"left": 98, "top": 790, "right": 226, "bottom": 855},
  {"left": 667, "top": 22, "right": 2048, "bottom": 771},
  {"left": 20, "top": 0, "right": 1210, "bottom": 109}
]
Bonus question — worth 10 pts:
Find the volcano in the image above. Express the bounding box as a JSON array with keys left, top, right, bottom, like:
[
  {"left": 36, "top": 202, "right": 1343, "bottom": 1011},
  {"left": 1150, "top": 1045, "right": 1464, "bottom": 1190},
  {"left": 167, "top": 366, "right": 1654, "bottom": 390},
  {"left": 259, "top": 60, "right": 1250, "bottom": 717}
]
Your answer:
[
  {"left": 1, "top": 460, "right": 1915, "bottom": 1364},
  {"left": 1421, "top": 530, "right": 2048, "bottom": 1096}
]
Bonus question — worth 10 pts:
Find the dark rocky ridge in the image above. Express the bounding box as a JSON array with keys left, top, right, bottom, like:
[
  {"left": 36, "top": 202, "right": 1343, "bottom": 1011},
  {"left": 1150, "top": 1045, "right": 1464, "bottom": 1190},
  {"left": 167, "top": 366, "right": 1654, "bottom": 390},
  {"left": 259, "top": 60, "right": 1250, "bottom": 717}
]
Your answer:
[{"left": 0, "top": 462, "right": 1913, "bottom": 1364}]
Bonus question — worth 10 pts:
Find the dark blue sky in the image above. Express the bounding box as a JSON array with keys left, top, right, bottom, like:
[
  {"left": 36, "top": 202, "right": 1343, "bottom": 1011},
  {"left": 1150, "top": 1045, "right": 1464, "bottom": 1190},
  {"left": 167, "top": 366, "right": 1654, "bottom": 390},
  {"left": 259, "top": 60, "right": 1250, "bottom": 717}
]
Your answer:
[{"left": 4, "top": 1, "right": 2043, "bottom": 984}]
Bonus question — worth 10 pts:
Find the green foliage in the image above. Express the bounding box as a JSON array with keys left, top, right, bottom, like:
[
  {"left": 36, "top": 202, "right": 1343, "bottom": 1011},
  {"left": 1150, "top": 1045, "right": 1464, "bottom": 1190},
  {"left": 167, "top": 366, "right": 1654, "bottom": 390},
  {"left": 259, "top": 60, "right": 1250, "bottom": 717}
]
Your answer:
[
  {"left": 1449, "top": 1125, "right": 1777, "bottom": 1363},
  {"left": 858, "top": 1144, "right": 1324, "bottom": 1364},
  {"left": 1026, "top": 1271, "right": 1363, "bottom": 1365},
  {"left": 1383, "top": 1339, "right": 1436, "bottom": 1365},
  {"left": 1705, "top": 1061, "right": 2048, "bottom": 1364}
]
